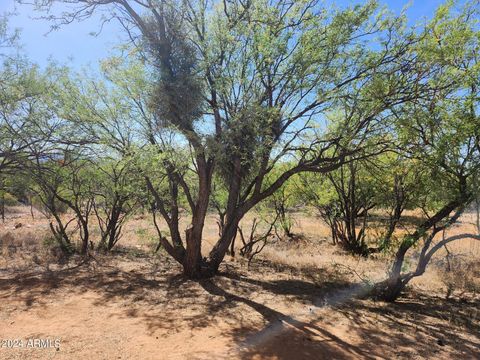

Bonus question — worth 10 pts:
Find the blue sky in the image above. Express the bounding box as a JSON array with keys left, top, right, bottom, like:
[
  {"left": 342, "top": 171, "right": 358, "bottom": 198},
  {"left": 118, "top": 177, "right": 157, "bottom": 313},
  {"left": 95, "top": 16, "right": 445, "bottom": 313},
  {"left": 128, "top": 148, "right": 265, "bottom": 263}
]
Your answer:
[{"left": 1, "top": 0, "right": 447, "bottom": 69}]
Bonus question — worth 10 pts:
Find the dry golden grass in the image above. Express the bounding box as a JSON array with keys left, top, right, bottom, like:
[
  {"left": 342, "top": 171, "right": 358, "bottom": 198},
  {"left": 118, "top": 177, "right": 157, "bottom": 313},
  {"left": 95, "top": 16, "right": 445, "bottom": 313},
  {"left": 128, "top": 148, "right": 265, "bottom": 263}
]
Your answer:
[{"left": 2, "top": 206, "right": 479, "bottom": 295}]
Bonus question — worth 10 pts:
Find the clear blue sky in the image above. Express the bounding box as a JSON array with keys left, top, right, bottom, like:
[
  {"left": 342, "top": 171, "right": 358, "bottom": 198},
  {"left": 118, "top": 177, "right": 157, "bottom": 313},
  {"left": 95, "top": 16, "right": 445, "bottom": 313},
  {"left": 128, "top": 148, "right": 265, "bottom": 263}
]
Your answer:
[{"left": 1, "top": 0, "right": 447, "bottom": 69}]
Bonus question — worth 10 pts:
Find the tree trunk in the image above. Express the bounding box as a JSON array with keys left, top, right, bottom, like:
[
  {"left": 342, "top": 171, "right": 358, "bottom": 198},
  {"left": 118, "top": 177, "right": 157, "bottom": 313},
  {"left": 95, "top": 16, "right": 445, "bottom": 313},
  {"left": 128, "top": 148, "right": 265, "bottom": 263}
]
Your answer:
[
  {"left": 229, "top": 231, "right": 236, "bottom": 257},
  {"left": 182, "top": 158, "right": 212, "bottom": 278},
  {"left": 182, "top": 223, "right": 203, "bottom": 278},
  {"left": 369, "top": 241, "right": 412, "bottom": 301},
  {"left": 0, "top": 179, "right": 4, "bottom": 223},
  {"left": 381, "top": 183, "right": 405, "bottom": 251},
  {"left": 29, "top": 194, "right": 35, "bottom": 220},
  {"left": 207, "top": 156, "right": 243, "bottom": 273},
  {"left": 371, "top": 236, "right": 416, "bottom": 301},
  {"left": 372, "top": 275, "right": 407, "bottom": 302},
  {"left": 106, "top": 207, "right": 121, "bottom": 250},
  {"left": 0, "top": 193, "right": 4, "bottom": 223},
  {"left": 372, "top": 194, "right": 468, "bottom": 301},
  {"left": 80, "top": 220, "right": 89, "bottom": 255},
  {"left": 208, "top": 214, "right": 242, "bottom": 273}
]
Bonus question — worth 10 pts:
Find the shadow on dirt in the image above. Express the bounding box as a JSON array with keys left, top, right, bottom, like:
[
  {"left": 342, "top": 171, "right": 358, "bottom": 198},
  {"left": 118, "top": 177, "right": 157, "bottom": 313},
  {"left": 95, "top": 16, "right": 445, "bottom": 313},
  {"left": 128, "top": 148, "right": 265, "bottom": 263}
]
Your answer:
[{"left": 1, "top": 248, "right": 479, "bottom": 359}]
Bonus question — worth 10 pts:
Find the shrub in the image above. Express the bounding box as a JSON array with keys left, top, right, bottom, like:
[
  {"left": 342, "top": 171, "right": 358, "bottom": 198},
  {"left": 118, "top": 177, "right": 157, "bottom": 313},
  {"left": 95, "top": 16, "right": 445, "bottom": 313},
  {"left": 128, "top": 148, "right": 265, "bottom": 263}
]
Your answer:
[
  {"left": 2, "top": 192, "right": 19, "bottom": 206},
  {"left": 440, "top": 257, "right": 480, "bottom": 299}
]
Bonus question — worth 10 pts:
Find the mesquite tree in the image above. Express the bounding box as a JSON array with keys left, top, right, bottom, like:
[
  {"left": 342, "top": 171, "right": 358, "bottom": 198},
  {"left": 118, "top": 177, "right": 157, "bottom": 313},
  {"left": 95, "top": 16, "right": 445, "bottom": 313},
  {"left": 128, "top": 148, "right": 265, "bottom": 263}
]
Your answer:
[
  {"left": 28, "top": 150, "right": 95, "bottom": 255},
  {"left": 91, "top": 157, "right": 139, "bottom": 251},
  {"left": 297, "top": 156, "right": 382, "bottom": 255},
  {"left": 0, "top": 22, "right": 57, "bottom": 177},
  {"left": 372, "top": 155, "right": 425, "bottom": 251},
  {"left": 325, "top": 159, "right": 377, "bottom": 256},
  {"left": 26, "top": 0, "right": 433, "bottom": 278},
  {"left": 372, "top": 1, "right": 480, "bottom": 302}
]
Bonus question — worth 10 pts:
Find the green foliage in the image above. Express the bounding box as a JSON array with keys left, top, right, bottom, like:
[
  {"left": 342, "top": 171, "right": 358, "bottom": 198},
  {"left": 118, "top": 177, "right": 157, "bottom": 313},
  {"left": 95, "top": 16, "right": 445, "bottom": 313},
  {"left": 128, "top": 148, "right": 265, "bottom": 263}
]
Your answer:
[
  {"left": 0, "top": 192, "right": 18, "bottom": 206},
  {"left": 4, "top": 0, "right": 480, "bottom": 278}
]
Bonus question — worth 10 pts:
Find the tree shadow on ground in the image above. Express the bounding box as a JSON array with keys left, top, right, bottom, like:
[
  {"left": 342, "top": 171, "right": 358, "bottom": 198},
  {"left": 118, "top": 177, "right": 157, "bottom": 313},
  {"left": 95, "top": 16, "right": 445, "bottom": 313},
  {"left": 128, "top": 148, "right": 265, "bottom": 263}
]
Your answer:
[
  {"left": 1, "top": 250, "right": 479, "bottom": 359},
  {"left": 330, "top": 292, "right": 480, "bottom": 359},
  {"left": 197, "top": 277, "right": 375, "bottom": 359}
]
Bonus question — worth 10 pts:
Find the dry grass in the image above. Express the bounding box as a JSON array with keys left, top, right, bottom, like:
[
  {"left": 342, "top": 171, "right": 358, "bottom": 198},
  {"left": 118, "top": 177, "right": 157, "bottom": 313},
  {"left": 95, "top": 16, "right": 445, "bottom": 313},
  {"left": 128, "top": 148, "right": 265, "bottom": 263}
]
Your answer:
[
  {"left": 2, "top": 206, "right": 479, "bottom": 295},
  {"left": 0, "top": 206, "right": 479, "bottom": 359}
]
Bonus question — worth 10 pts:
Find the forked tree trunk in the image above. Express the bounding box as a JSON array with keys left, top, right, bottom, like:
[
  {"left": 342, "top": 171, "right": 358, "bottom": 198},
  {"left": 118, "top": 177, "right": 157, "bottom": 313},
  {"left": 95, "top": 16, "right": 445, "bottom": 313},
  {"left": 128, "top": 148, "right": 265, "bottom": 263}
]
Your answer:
[
  {"left": 181, "top": 161, "right": 212, "bottom": 278},
  {"left": 373, "top": 250, "right": 410, "bottom": 302},
  {"left": 206, "top": 156, "right": 243, "bottom": 274},
  {"left": 373, "top": 194, "right": 468, "bottom": 302},
  {"left": 208, "top": 214, "right": 243, "bottom": 273}
]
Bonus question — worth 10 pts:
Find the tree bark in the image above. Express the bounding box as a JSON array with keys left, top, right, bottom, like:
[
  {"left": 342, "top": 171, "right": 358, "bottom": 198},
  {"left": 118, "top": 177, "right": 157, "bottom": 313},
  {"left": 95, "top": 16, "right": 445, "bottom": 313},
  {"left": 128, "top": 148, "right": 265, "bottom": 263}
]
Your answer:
[
  {"left": 208, "top": 216, "right": 242, "bottom": 273},
  {"left": 181, "top": 156, "right": 212, "bottom": 278},
  {"left": 374, "top": 194, "right": 468, "bottom": 301}
]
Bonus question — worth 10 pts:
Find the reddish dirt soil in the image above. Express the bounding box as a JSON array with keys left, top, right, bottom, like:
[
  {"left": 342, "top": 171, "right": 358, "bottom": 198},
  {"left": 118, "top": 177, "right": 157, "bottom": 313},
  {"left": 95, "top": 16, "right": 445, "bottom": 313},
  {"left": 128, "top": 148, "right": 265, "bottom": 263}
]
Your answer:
[{"left": 1, "top": 207, "right": 479, "bottom": 359}]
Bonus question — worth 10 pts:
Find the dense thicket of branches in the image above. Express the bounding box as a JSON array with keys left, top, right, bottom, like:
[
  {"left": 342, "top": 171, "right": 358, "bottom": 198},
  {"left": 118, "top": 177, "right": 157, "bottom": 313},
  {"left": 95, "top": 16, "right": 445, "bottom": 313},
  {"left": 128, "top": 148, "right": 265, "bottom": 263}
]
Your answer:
[
  {"left": 18, "top": 0, "right": 434, "bottom": 277},
  {"left": 1, "top": 1, "right": 479, "bottom": 300}
]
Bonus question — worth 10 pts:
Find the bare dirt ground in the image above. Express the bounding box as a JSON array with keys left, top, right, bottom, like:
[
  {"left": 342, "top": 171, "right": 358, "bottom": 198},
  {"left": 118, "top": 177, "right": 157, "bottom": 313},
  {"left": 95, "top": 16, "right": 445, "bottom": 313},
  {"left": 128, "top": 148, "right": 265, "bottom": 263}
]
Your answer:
[{"left": 0, "top": 206, "right": 479, "bottom": 359}]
